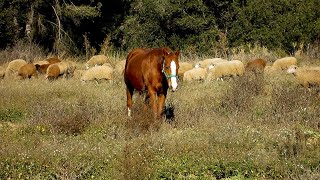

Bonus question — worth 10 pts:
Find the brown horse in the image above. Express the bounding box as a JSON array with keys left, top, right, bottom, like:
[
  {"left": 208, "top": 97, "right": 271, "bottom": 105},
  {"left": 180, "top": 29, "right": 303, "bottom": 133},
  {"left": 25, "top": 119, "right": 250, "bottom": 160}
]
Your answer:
[{"left": 124, "top": 47, "right": 180, "bottom": 118}]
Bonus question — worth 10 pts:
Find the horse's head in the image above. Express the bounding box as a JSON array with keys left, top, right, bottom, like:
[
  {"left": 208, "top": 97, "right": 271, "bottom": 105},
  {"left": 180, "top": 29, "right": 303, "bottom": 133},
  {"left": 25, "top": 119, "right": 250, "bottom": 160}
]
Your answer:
[{"left": 161, "top": 48, "right": 180, "bottom": 91}]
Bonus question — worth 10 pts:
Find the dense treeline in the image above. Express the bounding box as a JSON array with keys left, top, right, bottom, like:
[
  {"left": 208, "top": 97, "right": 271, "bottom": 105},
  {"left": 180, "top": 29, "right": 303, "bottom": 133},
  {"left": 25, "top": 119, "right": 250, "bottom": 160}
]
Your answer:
[{"left": 0, "top": 0, "right": 319, "bottom": 56}]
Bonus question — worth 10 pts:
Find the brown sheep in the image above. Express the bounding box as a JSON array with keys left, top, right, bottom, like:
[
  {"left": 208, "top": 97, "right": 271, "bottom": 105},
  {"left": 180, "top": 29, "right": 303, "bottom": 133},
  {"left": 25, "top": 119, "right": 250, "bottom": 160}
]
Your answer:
[
  {"left": 35, "top": 63, "right": 51, "bottom": 74},
  {"left": 33, "top": 60, "right": 49, "bottom": 65},
  {"left": 34, "top": 57, "right": 61, "bottom": 75},
  {"left": 46, "top": 64, "right": 60, "bottom": 80},
  {"left": 46, "top": 57, "right": 61, "bottom": 64},
  {"left": 46, "top": 61, "right": 76, "bottom": 80},
  {"left": 18, "top": 63, "right": 38, "bottom": 79},
  {"left": 245, "top": 58, "right": 267, "bottom": 74}
]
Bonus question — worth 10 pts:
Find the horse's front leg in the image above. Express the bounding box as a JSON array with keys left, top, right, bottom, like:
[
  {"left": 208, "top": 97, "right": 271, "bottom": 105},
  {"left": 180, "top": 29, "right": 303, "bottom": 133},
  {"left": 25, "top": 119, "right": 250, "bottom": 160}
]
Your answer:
[
  {"left": 143, "top": 93, "right": 150, "bottom": 112},
  {"left": 148, "top": 89, "right": 157, "bottom": 117},
  {"left": 157, "top": 94, "right": 166, "bottom": 118}
]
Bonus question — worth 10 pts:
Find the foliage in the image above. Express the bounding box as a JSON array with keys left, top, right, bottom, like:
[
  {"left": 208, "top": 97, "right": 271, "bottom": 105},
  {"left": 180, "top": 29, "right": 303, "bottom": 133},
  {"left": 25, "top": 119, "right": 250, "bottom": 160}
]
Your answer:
[
  {"left": 227, "top": 0, "right": 320, "bottom": 54},
  {"left": 0, "top": 0, "right": 320, "bottom": 56},
  {"left": 116, "top": 0, "right": 219, "bottom": 54}
]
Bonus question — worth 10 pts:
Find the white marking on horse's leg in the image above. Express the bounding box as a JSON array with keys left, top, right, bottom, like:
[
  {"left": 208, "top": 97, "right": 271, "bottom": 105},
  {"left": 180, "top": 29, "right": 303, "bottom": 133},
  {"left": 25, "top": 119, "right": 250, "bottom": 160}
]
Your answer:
[
  {"left": 127, "top": 107, "right": 132, "bottom": 117},
  {"left": 170, "top": 61, "right": 178, "bottom": 91}
]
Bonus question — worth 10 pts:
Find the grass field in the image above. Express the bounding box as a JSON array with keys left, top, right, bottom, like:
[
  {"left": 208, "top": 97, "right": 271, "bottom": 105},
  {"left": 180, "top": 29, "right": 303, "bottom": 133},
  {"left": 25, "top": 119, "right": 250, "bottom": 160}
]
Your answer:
[{"left": 0, "top": 53, "right": 320, "bottom": 179}]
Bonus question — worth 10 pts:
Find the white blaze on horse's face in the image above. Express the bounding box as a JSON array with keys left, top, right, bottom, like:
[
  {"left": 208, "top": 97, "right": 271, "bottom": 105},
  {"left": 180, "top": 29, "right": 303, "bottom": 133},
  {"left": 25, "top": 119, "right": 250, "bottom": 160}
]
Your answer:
[{"left": 170, "top": 61, "right": 178, "bottom": 91}]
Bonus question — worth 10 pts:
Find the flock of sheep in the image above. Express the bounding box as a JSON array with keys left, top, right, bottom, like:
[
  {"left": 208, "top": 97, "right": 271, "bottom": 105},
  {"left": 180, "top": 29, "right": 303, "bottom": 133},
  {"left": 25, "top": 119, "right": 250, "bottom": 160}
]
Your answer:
[
  {"left": 180, "top": 56, "right": 320, "bottom": 89},
  {"left": 0, "top": 55, "right": 124, "bottom": 82},
  {"left": 0, "top": 54, "right": 320, "bottom": 89}
]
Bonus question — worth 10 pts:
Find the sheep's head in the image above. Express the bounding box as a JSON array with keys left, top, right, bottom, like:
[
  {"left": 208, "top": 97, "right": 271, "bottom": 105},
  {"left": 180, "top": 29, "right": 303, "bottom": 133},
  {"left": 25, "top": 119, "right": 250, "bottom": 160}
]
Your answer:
[
  {"left": 287, "top": 65, "right": 298, "bottom": 75},
  {"left": 85, "top": 63, "right": 90, "bottom": 70},
  {"left": 208, "top": 64, "right": 215, "bottom": 69}
]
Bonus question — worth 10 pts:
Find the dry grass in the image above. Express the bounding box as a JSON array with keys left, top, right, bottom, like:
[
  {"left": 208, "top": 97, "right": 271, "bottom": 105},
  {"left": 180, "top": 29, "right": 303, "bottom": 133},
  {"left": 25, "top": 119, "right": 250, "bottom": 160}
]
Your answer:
[{"left": 0, "top": 51, "right": 320, "bottom": 179}]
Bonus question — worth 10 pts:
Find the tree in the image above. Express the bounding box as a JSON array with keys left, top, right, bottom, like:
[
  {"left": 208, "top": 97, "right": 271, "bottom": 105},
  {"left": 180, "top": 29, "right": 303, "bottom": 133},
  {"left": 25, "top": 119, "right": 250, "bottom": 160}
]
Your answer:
[
  {"left": 227, "top": 0, "right": 320, "bottom": 54},
  {"left": 116, "top": 0, "right": 219, "bottom": 54}
]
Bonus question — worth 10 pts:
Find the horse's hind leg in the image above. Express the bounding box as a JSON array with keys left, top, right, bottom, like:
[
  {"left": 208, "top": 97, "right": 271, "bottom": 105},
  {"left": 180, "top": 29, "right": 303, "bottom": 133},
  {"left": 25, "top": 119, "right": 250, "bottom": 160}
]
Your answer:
[{"left": 126, "top": 87, "right": 134, "bottom": 116}]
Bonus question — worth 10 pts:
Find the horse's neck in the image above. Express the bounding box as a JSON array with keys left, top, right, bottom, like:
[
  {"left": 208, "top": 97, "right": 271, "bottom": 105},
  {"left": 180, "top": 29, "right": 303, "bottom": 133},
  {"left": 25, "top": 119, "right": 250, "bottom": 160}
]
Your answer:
[{"left": 149, "top": 54, "right": 163, "bottom": 71}]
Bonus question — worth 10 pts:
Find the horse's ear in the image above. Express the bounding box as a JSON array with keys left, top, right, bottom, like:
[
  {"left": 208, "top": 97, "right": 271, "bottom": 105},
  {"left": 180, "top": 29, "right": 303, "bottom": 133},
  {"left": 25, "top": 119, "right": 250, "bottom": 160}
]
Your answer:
[
  {"left": 175, "top": 50, "right": 180, "bottom": 57},
  {"left": 162, "top": 47, "right": 171, "bottom": 55}
]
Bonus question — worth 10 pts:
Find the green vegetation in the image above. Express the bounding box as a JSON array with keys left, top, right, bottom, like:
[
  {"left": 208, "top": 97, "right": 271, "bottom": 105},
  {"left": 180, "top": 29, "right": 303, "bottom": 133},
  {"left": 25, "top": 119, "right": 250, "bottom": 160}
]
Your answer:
[{"left": 0, "top": 0, "right": 319, "bottom": 57}]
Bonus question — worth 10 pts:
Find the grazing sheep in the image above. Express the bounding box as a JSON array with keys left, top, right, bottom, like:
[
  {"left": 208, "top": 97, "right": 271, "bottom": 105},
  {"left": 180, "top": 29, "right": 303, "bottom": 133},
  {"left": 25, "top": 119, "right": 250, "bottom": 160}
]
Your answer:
[
  {"left": 46, "top": 61, "right": 76, "bottom": 80},
  {"left": 102, "top": 62, "right": 113, "bottom": 68},
  {"left": 17, "top": 63, "right": 38, "bottom": 79},
  {"left": 85, "top": 55, "right": 108, "bottom": 69},
  {"left": 177, "top": 62, "right": 193, "bottom": 81},
  {"left": 206, "top": 60, "right": 245, "bottom": 81},
  {"left": 0, "top": 65, "right": 5, "bottom": 79},
  {"left": 272, "top": 57, "right": 297, "bottom": 70},
  {"left": 245, "top": 58, "right": 267, "bottom": 74},
  {"left": 33, "top": 60, "right": 49, "bottom": 66},
  {"left": 35, "top": 63, "right": 51, "bottom": 74},
  {"left": 5, "top": 59, "right": 27, "bottom": 78},
  {"left": 115, "top": 60, "right": 126, "bottom": 75},
  {"left": 73, "top": 69, "right": 86, "bottom": 79},
  {"left": 81, "top": 65, "right": 114, "bottom": 82},
  {"left": 34, "top": 57, "right": 61, "bottom": 74},
  {"left": 183, "top": 67, "right": 207, "bottom": 81},
  {"left": 287, "top": 65, "right": 320, "bottom": 88},
  {"left": 46, "top": 57, "right": 61, "bottom": 64},
  {"left": 196, "top": 58, "right": 227, "bottom": 68},
  {"left": 46, "top": 64, "right": 60, "bottom": 80}
]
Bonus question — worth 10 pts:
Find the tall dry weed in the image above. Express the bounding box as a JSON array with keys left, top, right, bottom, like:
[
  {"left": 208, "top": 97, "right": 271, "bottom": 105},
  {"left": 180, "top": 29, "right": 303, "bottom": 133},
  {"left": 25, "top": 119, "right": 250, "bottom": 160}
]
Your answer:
[{"left": 0, "top": 40, "right": 46, "bottom": 64}]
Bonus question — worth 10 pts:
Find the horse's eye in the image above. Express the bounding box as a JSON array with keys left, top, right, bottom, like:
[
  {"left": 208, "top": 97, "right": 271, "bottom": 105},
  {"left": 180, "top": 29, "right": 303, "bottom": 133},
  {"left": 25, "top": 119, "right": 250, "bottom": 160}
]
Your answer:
[{"left": 166, "top": 67, "right": 170, "bottom": 70}]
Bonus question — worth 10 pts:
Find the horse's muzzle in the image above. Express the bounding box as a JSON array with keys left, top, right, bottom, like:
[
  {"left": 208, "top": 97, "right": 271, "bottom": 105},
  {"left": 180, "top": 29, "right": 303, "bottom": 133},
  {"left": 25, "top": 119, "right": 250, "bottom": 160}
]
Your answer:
[{"left": 170, "top": 77, "right": 178, "bottom": 92}]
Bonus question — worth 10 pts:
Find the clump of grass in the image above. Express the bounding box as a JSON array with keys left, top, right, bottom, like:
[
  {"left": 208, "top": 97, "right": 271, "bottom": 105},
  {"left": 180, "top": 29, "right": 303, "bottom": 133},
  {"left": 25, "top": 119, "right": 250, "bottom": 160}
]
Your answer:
[
  {"left": 0, "top": 108, "right": 26, "bottom": 122},
  {"left": 270, "top": 85, "right": 320, "bottom": 129},
  {"left": 0, "top": 40, "right": 46, "bottom": 64},
  {"left": 219, "top": 74, "right": 265, "bottom": 116}
]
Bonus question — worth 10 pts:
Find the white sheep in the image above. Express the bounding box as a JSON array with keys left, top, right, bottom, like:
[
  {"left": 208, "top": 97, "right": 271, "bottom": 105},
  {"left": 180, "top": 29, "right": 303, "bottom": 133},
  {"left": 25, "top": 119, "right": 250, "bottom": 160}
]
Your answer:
[
  {"left": 206, "top": 60, "right": 245, "bottom": 81},
  {"left": 102, "top": 62, "right": 113, "bottom": 68},
  {"left": 272, "top": 57, "right": 297, "bottom": 70},
  {"left": 72, "top": 69, "right": 86, "bottom": 79},
  {"left": 196, "top": 58, "right": 227, "bottom": 68},
  {"left": 178, "top": 62, "right": 193, "bottom": 80},
  {"left": 115, "top": 60, "right": 126, "bottom": 75},
  {"left": 5, "top": 59, "right": 27, "bottom": 79},
  {"left": 81, "top": 65, "right": 114, "bottom": 82},
  {"left": 287, "top": 65, "right": 320, "bottom": 88},
  {"left": 85, "top": 55, "right": 109, "bottom": 69},
  {"left": 0, "top": 65, "right": 5, "bottom": 79},
  {"left": 183, "top": 67, "right": 207, "bottom": 81}
]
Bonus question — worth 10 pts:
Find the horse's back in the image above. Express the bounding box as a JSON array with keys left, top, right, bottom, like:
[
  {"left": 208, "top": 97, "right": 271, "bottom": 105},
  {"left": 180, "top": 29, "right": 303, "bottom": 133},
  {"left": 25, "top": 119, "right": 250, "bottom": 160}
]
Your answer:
[
  {"left": 124, "top": 48, "right": 167, "bottom": 91},
  {"left": 124, "top": 48, "right": 149, "bottom": 91}
]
